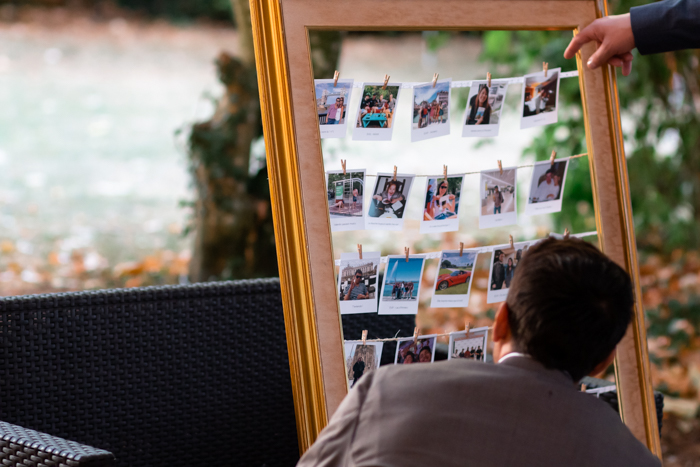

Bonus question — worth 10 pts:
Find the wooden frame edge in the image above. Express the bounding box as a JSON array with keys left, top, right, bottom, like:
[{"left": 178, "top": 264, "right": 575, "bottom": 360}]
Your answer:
[{"left": 250, "top": 0, "right": 328, "bottom": 452}]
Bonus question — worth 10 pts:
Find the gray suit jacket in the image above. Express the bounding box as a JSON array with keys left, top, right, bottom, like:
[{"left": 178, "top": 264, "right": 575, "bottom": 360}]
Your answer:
[{"left": 298, "top": 357, "right": 660, "bottom": 466}]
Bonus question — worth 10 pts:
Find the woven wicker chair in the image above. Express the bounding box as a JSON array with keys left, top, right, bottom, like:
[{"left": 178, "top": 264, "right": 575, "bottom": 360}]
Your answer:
[{"left": 0, "top": 279, "right": 300, "bottom": 467}]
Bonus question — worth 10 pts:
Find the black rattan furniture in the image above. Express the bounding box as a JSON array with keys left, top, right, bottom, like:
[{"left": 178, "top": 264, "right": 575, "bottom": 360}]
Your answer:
[{"left": 0, "top": 279, "right": 299, "bottom": 467}]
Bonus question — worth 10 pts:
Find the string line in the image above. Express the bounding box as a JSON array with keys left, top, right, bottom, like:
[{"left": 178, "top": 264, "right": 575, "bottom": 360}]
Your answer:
[
  {"left": 338, "top": 69, "right": 580, "bottom": 89},
  {"left": 328, "top": 153, "right": 587, "bottom": 178},
  {"left": 351, "top": 328, "right": 494, "bottom": 343}
]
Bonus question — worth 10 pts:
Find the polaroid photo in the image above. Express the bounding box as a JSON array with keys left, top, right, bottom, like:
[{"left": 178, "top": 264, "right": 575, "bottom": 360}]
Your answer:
[
  {"left": 525, "top": 159, "right": 569, "bottom": 216},
  {"left": 487, "top": 241, "right": 531, "bottom": 304},
  {"left": 327, "top": 169, "right": 366, "bottom": 231},
  {"left": 337, "top": 251, "right": 380, "bottom": 314},
  {"left": 378, "top": 255, "right": 426, "bottom": 315},
  {"left": 520, "top": 68, "right": 561, "bottom": 129},
  {"left": 314, "top": 79, "right": 354, "bottom": 138},
  {"left": 448, "top": 326, "right": 489, "bottom": 361},
  {"left": 479, "top": 167, "right": 518, "bottom": 229},
  {"left": 430, "top": 249, "right": 479, "bottom": 308},
  {"left": 420, "top": 176, "right": 464, "bottom": 234},
  {"left": 344, "top": 340, "right": 383, "bottom": 389},
  {"left": 462, "top": 80, "right": 509, "bottom": 137},
  {"left": 366, "top": 173, "right": 415, "bottom": 231},
  {"left": 394, "top": 334, "right": 437, "bottom": 364},
  {"left": 411, "top": 79, "right": 451, "bottom": 142},
  {"left": 352, "top": 82, "right": 402, "bottom": 141}
]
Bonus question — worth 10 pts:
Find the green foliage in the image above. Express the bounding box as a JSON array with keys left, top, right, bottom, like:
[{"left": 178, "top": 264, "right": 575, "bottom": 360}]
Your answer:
[{"left": 479, "top": 2, "right": 700, "bottom": 253}]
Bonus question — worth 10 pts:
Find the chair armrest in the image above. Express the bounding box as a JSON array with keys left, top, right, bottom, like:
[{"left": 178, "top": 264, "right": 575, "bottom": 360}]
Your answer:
[{"left": 0, "top": 420, "right": 115, "bottom": 467}]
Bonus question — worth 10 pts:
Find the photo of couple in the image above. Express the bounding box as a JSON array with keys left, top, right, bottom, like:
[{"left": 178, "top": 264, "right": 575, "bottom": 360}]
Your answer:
[
  {"left": 314, "top": 79, "right": 353, "bottom": 138},
  {"left": 487, "top": 243, "right": 530, "bottom": 303},
  {"left": 462, "top": 81, "right": 508, "bottom": 137},
  {"left": 411, "top": 80, "right": 450, "bottom": 142},
  {"left": 394, "top": 336, "right": 436, "bottom": 364}
]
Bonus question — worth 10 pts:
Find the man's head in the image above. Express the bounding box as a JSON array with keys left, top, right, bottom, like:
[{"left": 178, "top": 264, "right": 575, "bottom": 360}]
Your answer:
[
  {"left": 493, "top": 237, "right": 634, "bottom": 381},
  {"left": 498, "top": 253, "right": 505, "bottom": 263}
]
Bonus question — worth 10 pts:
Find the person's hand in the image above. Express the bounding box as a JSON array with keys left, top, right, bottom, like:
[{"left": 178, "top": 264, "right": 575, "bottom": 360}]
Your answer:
[{"left": 564, "top": 13, "right": 636, "bottom": 76}]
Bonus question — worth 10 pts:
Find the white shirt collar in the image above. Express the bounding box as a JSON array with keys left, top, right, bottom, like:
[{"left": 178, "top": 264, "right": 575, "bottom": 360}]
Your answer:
[{"left": 497, "top": 352, "right": 531, "bottom": 364}]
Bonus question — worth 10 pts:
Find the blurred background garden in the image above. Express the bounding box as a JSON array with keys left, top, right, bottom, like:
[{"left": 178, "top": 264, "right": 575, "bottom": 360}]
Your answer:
[{"left": 1, "top": 0, "right": 699, "bottom": 463}]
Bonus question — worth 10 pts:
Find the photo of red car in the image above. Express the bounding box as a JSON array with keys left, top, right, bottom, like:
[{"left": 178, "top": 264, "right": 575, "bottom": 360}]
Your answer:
[{"left": 435, "top": 270, "right": 471, "bottom": 291}]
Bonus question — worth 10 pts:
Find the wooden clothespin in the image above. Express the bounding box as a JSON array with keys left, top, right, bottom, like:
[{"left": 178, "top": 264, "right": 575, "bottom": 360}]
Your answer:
[
  {"left": 361, "top": 329, "right": 368, "bottom": 345},
  {"left": 341, "top": 159, "right": 347, "bottom": 175},
  {"left": 497, "top": 160, "right": 503, "bottom": 176},
  {"left": 333, "top": 70, "right": 340, "bottom": 87},
  {"left": 543, "top": 62, "right": 549, "bottom": 78},
  {"left": 550, "top": 150, "right": 556, "bottom": 166},
  {"left": 382, "top": 74, "right": 390, "bottom": 90},
  {"left": 580, "top": 383, "right": 587, "bottom": 392},
  {"left": 487, "top": 72, "right": 492, "bottom": 87},
  {"left": 509, "top": 235, "right": 514, "bottom": 249},
  {"left": 357, "top": 244, "right": 363, "bottom": 259},
  {"left": 443, "top": 165, "right": 448, "bottom": 181},
  {"left": 465, "top": 321, "right": 471, "bottom": 334},
  {"left": 459, "top": 242, "right": 464, "bottom": 257},
  {"left": 413, "top": 327, "right": 419, "bottom": 344},
  {"left": 405, "top": 247, "right": 410, "bottom": 262},
  {"left": 564, "top": 228, "right": 571, "bottom": 240},
  {"left": 393, "top": 166, "right": 397, "bottom": 181},
  {"left": 432, "top": 73, "right": 439, "bottom": 88}
]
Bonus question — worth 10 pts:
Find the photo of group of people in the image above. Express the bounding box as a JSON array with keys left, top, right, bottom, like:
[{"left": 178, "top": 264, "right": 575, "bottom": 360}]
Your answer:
[
  {"left": 344, "top": 341, "right": 383, "bottom": 388},
  {"left": 378, "top": 256, "right": 426, "bottom": 315},
  {"left": 487, "top": 242, "right": 531, "bottom": 303},
  {"left": 327, "top": 170, "right": 365, "bottom": 231},
  {"left": 521, "top": 68, "right": 560, "bottom": 129},
  {"left": 314, "top": 79, "right": 353, "bottom": 138},
  {"left": 525, "top": 159, "right": 569, "bottom": 215},
  {"left": 420, "top": 176, "right": 463, "bottom": 234},
  {"left": 366, "top": 174, "right": 415, "bottom": 231},
  {"left": 337, "top": 252, "right": 380, "bottom": 314},
  {"left": 448, "top": 327, "right": 489, "bottom": 362},
  {"left": 353, "top": 83, "right": 401, "bottom": 141},
  {"left": 394, "top": 335, "right": 437, "bottom": 364},
  {"left": 462, "top": 80, "right": 508, "bottom": 138},
  {"left": 479, "top": 167, "right": 517, "bottom": 229},
  {"left": 411, "top": 80, "right": 451, "bottom": 142},
  {"left": 430, "top": 250, "right": 478, "bottom": 308}
]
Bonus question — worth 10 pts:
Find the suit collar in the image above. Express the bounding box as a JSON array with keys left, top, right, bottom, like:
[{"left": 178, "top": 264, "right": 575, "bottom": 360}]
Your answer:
[{"left": 498, "top": 355, "right": 576, "bottom": 387}]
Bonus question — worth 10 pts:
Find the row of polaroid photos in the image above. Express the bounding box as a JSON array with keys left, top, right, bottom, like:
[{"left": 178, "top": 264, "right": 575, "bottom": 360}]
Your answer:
[
  {"left": 328, "top": 159, "right": 569, "bottom": 233},
  {"left": 344, "top": 327, "right": 489, "bottom": 388},
  {"left": 338, "top": 240, "right": 533, "bottom": 316},
  {"left": 315, "top": 68, "right": 562, "bottom": 142}
]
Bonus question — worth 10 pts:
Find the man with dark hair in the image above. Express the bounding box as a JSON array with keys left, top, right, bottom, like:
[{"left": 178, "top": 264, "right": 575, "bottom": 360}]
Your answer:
[
  {"left": 532, "top": 168, "right": 559, "bottom": 202},
  {"left": 298, "top": 238, "right": 660, "bottom": 466}
]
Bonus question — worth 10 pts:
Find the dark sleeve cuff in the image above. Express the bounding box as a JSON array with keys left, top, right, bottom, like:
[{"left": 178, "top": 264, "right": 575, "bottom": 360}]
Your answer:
[{"left": 630, "top": 0, "right": 700, "bottom": 55}]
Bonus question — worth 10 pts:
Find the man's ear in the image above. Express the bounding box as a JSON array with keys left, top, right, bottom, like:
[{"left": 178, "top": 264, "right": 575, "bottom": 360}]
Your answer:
[
  {"left": 589, "top": 349, "right": 616, "bottom": 377},
  {"left": 492, "top": 302, "right": 511, "bottom": 343}
]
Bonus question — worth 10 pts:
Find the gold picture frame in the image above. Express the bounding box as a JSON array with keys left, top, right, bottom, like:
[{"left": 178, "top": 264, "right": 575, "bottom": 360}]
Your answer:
[{"left": 249, "top": 0, "right": 661, "bottom": 459}]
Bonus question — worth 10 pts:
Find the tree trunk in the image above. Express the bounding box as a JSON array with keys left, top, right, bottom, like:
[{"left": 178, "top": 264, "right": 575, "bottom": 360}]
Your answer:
[{"left": 187, "top": 1, "right": 343, "bottom": 281}]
